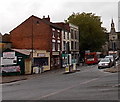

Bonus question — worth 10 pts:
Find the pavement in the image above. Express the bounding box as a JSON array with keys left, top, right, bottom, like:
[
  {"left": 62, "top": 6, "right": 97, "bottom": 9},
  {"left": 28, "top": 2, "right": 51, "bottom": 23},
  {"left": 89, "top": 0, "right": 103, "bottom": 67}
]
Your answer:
[
  {"left": 104, "top": 62, "right": 120, "bottom": 73},
  {"left": 1, "top": 62, "right": 120, "bottom": 84},
  {"left": 1, "top": 68, "right": 65, "bottom": 84}
]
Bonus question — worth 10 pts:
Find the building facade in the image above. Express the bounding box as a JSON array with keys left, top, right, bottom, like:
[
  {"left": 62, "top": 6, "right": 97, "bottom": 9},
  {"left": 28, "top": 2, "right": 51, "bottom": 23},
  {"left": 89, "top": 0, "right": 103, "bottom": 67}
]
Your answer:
[
  {"left": 118, "top": 1, "right": 120, "bottom": 32},
  {"left": 55, "top": 23, "right": 79, "bottom": 67},
  {"left": 108, "top": 19, "right": 120, "bottom": 56},
  {"left": 10, "top": 15, "right": 62, "bottom": 70}
]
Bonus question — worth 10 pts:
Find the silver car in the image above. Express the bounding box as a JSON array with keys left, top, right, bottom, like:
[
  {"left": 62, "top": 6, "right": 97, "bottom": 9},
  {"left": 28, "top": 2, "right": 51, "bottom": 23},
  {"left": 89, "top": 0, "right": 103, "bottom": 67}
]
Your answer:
[
  {"left": 105, "top": 55, "right": 115, "bottom": 66},
  {"left": 98, "top": 58, "right": 112, "bottom": 69}
]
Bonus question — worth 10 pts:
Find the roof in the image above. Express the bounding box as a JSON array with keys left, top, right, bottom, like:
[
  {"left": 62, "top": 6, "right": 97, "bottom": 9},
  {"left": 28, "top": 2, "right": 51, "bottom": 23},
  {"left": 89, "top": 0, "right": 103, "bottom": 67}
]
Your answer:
[
  {"left": 10, "top": 15, "right": 63, "bottom": 33},
  {"left": 11, "top": 49, "right": 32, "bottom": 55},
  {"left": 32, "top": 15, "right": 63, "bottom": 30}
]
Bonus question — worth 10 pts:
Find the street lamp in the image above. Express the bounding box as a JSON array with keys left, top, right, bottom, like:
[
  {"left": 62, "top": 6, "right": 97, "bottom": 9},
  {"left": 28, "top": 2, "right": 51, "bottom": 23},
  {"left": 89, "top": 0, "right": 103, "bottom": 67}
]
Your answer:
[
  {"left": 31, "top": 16, "right": 40, "bottom": 74},
  {"left": 31, "top": 16, "right": 34, "bottom": 74}
]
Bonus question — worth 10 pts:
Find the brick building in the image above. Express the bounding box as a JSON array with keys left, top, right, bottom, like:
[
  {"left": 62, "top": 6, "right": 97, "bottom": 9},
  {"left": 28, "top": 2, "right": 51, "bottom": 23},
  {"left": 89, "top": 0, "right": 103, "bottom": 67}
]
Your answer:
[
  {"left": 10, "top": 15, "right": 62, "bottom": 70},
  {"left": 54, "top": 22, "right": 79, "bottom": 67}
]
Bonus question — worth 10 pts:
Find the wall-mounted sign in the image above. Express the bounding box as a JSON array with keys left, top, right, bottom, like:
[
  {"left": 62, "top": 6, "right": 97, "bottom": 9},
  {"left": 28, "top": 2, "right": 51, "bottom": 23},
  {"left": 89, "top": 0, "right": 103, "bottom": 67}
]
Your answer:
[
  {"left": 0, "top": 66, "right": 20, "bottom": 73},
  {"left": 3, "top": 52, "right": 15, "bottom": 58},
  {"left": 1, "top": 52, "right": 17, "bottom": 65},
  {"left": 37, "top": 53, "right": 45, "bottom": 57},
  {"left": 52, "top": 52, "right": 59, "bottom": 55}
]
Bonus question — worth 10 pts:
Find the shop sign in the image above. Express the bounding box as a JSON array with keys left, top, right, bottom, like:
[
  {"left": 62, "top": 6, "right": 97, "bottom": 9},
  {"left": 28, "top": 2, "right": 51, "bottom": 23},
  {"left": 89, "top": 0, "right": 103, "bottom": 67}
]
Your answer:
[
  {"left": 0, "top": 66, "right": 21, "bottom": 73},
  {"left": 3, "top": 52, "right": 15, "bottom": 58},
  {"left": 52, "top": 52, "right": 59, "bottom": 55},
  {"left": 85, "top": 50, "right": 90, "bottom": 53},
  {"left": 37, "top": 53, "right": 45, "bottom": 57},
  {"left": 1, "top": 52, "right": 17, "bottom": 65}
]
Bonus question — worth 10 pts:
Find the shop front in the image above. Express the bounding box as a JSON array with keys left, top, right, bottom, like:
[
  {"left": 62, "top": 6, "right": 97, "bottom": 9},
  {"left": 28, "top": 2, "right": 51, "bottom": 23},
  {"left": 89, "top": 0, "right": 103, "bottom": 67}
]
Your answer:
[
  {"left": 51, "top": 52, "right": 61, "bottom": 69},
  {"left": 33, "top": 50, "right": 50, "bottom": 72},
  {"left": 1, "top": 49, "right": 31, "bottom": 75}
]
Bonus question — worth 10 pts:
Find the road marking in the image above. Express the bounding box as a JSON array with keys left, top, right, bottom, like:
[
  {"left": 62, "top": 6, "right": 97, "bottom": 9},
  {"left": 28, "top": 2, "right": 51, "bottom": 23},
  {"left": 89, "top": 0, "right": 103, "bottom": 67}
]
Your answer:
[
  {"left": 33, "top": 71, "right": 117, "bottom": 100},
  {"left": 35, "top": 78, "right": 99, "bottom": 100}
]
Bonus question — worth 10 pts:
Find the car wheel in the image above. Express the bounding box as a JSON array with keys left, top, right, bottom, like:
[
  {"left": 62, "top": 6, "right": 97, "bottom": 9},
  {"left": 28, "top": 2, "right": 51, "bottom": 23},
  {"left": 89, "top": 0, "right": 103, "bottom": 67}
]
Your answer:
[{"left": 98, "top": 67, "right": 101, "bottom": 69}]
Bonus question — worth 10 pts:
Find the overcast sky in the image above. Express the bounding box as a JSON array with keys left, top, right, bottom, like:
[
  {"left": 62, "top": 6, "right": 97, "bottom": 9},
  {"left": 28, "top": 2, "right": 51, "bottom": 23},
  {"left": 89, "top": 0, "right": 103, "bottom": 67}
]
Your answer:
[{"left": 0, "top": 0, "right": 119, "bottom": 34}]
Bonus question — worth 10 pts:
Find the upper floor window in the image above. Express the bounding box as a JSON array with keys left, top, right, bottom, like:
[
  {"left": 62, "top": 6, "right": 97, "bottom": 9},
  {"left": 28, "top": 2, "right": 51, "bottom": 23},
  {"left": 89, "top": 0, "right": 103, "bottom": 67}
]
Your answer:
[
  {"left": 63, "top": 32, "right": 65, "bottom": 39},
  {"left": 71, "top": 41, "right": 74, "bottom": 50},
  {"left": 67, "top": 32, "right": 69, "bottom": 40},
  {"left": 71, "top": 29, "right": 74, "bottom": 39},
  {"left": 75, "top": 42, "right": 77, "bottom": 50},
  {"left": 57, "top": 32, "right": 60, "bottom": 39},
  {"left": 52, "top": 32, "right": 55, "bottom": 38},
  {"left": 63, "top": 41, "right": 66, "bottom": 51},
  {"left": 75, "top": 31, "right": 77, "bottom": 39},
  {"left": 57, "top": 43, "right": 60, "bottom": 51},
  {"left": 52, "top": 28, "right": 55, "bottom": 31},
  {"left": 52, "top": 43, "right": 55, "bottom": 51},
  {"left": 57, "top": 30, "right": 60, "bottom": 32}
]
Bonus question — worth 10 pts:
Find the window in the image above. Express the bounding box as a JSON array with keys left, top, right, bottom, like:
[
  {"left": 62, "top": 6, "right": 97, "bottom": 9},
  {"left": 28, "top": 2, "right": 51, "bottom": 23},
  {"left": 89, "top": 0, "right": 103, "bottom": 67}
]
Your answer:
[
  {"left": 52, "top": 32, "right": 55, "bottom": 38},
  {"left": 52, "top": 28, "right": 55, "bottom": 31},
  {"left": 58, "top": 32, "right": 60, "bottom": 39},
  {"left": 63, "top": 32, "right": 65, "bottom": 39},
  {"left": 71, "top": 29, "right": 74, "bottom": 39},
  {"left": 75, "top": 42, "right": 77, "bottom": 50},
  {"left": 67, "top": 32, "right": 69, "bottom": 40},
  {"left": 34, "top": 57, "right": 48, "bottom": 66},
  {"left": 71, "top": 41, "right": 74, "bottom": 50},
  {"left": 75, "top": 31, "right": 77, "bottom": 39},
  {"left": 52, "top": 43, "right": 55, "bottom": 51},
  {"left": 65, "top": 32, "right": 67, "bottom": 39},
  {"left": 63, "top": 41, "right": 66, "bottom": 51},
  {"left": 57, "top": 43, "right": 60, "bottom": 51}
]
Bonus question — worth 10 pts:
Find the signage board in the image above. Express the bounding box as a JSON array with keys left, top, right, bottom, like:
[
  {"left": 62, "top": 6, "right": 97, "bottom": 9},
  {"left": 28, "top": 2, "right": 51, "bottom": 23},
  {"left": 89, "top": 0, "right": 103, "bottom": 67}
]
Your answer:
[
  {"left": 1, "top": 52, "right": 17, "bottom": 65},
  {"left": 37, "top": 53, "right": 45, "bottom": 57},
  {"left": 0, "top": 66, "right": 21, "bottom": 73},
  {"left": 52, "top": 52, "right": 59, "bottom": 55}
]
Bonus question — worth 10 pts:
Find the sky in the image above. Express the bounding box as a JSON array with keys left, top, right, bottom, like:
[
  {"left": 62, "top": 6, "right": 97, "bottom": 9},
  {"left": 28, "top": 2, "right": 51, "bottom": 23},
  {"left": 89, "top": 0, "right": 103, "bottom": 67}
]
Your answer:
[{"left": 0, "top": 0, "right": 119, "bottom": 34}]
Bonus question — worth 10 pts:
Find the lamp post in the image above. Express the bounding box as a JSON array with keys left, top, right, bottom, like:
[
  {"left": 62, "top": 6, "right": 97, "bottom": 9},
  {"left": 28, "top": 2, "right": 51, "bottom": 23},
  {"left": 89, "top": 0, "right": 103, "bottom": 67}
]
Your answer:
[
  {"left": 31, "top": 16, "right": 34, "bottom": 74},
  {"left": 31, "top": 16, "right": 40, "bottom": 74}
]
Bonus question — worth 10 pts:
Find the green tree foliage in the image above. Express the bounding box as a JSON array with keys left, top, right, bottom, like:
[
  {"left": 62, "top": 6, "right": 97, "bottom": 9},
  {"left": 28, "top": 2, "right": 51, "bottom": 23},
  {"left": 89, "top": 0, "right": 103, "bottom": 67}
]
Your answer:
[{"left": 67, "top": 12, "right": 107, "bottom": 52}]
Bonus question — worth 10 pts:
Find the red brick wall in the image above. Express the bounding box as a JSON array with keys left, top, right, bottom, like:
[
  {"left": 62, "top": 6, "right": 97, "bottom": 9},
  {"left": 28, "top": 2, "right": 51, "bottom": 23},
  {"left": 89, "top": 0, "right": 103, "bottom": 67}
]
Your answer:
[{"left": 10, "top": 16, "right": 52, "bottom": 51}]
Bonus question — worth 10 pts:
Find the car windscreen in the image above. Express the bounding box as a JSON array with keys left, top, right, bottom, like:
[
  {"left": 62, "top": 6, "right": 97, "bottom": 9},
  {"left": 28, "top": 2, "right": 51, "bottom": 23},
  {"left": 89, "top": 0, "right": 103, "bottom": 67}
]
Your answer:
[{"left": 100, "top": 59, "right": 110, "bottom": 62}]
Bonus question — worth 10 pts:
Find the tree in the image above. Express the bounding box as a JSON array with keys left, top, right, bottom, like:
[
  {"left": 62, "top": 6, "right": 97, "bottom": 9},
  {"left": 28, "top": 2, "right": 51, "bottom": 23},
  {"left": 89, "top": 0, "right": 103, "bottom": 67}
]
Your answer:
[{"left": 67, "top": 12, "right": 107, "bottom": 52}]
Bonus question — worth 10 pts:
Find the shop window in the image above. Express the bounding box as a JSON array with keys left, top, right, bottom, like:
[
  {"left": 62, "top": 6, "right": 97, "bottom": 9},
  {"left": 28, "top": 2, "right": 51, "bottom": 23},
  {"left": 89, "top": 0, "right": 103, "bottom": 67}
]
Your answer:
[{"left": 34, "top": 57, "right": 48, "bottom": 66}]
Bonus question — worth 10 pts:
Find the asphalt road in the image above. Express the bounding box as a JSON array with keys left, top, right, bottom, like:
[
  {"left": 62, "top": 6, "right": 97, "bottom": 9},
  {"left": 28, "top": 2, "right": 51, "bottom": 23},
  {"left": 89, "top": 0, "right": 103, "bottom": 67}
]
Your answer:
[{"left": 2, "top": 64, "right": 120, "bottom": 101}]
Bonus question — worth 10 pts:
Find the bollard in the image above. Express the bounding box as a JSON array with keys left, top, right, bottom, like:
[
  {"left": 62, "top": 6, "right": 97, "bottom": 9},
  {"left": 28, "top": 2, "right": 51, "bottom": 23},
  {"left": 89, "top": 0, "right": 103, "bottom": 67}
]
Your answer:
[{"left": 73, "top": 63, "right": 76, "bottom": 71}]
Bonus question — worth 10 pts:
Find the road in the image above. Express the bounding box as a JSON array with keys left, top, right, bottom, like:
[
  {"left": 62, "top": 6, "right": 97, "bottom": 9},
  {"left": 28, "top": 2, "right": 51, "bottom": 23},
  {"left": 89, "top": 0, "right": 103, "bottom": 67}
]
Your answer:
[{"left": 2, "top": 64, "right": 120, "bottom": 101}]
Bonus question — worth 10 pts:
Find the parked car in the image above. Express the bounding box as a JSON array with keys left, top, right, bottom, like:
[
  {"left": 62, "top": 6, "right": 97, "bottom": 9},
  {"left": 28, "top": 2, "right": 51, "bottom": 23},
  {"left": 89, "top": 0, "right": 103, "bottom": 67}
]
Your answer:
[
  {"left": 105, "top": 55, "right": 115, "bottom": 66},
  {"left": 98, "top": 58, "right": 112, "bottom": 69}
]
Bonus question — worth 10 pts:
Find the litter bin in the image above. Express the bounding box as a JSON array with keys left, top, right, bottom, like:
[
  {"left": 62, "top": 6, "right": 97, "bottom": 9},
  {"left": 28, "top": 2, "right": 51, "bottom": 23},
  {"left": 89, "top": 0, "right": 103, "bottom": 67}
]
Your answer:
[{"left": 33, "top": 67, "right": 39, "bottom": 74}]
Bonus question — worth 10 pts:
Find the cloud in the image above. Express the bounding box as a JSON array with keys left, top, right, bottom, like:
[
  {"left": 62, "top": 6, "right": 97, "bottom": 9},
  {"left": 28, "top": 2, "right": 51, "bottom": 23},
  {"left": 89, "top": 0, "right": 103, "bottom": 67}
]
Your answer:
[{"left": 0, "top": 0, "right": 119, "bottom": 34}]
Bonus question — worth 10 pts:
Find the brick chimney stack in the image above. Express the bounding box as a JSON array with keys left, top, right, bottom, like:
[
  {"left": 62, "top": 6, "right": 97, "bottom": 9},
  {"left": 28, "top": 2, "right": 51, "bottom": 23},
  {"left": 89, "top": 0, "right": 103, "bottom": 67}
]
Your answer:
[{"left": 43, "top": 15, "right": 50, "bottom": 22}]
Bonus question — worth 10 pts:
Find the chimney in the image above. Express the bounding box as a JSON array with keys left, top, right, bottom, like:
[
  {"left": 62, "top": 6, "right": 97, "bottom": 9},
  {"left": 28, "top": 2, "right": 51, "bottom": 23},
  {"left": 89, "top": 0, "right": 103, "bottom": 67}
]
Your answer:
[{"left": 42, "top": 15, "right": 50, "bottom": 22}]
